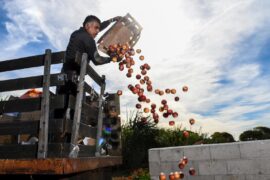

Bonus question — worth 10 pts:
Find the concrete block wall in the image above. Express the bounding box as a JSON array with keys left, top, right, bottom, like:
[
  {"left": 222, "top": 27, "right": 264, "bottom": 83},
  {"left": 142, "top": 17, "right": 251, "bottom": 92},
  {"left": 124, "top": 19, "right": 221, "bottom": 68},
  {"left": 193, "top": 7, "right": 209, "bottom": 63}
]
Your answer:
[{"left": 149, "top": 140, "right": 270, "bottom": 180}]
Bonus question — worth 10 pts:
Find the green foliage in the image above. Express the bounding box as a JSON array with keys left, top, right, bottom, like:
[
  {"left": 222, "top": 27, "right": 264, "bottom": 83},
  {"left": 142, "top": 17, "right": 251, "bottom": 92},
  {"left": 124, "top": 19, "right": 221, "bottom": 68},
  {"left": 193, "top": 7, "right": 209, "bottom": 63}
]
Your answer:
[
  {"left": 121, "top": 111, "right": 159, "bottom": 169},
  {"left": 205, "top": 132, "right": 235, "bottom": 144},
  {"left": 239, "top": 126, "right": 270, "bottom": 141},
  {"left": 121, "top": 111, "right": 206, "bottom": 169}
]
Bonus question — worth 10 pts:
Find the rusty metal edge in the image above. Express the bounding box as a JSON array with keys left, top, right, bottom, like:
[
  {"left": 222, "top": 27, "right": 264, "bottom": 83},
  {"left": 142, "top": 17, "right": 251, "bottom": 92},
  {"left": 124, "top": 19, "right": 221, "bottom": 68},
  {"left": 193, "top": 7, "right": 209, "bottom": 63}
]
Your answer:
[{"left": 0, "top": 156, "right": 122, "bottom": 175}]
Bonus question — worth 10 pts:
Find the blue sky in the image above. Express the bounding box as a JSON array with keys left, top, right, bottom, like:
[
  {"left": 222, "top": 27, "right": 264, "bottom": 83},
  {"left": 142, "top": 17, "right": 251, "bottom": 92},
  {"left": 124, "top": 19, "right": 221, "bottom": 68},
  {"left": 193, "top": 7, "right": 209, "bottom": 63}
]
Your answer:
[{"left": 0, "top": 0, "right": 270, "bottom": 139}]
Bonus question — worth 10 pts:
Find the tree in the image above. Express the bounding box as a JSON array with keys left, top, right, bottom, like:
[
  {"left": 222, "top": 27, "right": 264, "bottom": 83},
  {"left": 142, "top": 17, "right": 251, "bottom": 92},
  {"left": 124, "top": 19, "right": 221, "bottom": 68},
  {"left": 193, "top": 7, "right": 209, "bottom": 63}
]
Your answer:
[
  {"left": 209, "top": 132, "right": 235, "bottom": 143},
  {"left": 239, "top": 126, "right": 270, "bottom": 141}
]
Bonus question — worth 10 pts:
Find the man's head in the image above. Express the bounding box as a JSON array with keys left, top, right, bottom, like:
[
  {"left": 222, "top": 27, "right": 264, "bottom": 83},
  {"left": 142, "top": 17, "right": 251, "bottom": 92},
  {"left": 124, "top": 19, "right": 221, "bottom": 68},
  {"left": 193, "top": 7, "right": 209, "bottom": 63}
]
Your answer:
[{"left": 83, "top": 15, "right": 101, "bottom": 38}]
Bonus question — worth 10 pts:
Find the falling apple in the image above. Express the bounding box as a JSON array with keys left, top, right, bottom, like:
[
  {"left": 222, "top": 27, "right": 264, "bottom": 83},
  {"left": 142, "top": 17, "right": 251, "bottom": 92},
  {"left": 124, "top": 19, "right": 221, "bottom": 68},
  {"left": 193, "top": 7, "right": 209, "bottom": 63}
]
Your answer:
[
  {"left": 189, "top": 167, "right": 196, "bottom": 176},
  {"left": 189, "top": 118, "right": 195, "bottom": 125},
  {"left": 117, "top": 90, "right": 122, "bottom": 96},
  {"left": 183, "top": 131, "right": 189, "bottom": 138},
  {"left": 136, "top": 49, "right": 142, "bottom": 54},
  {"left": 182, "top": 86, "right": 188, "bottom": 92}
]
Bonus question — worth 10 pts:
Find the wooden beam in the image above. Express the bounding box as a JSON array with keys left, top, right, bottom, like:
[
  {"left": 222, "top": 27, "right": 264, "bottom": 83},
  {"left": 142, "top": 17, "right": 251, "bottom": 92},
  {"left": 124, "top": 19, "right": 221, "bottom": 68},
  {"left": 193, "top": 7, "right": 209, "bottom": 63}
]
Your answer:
[
  {"left": 38, "top": 49, "right": 51, "bottom": 158},
  {"left": 84, "top": 83, "right": 99, "bottom": 100},
  {"left": 95, "top": 75, "right": 106, "bottom": 156},
  {"left": 0, "top": 95, "right": 65, "bottom": 114},
  {"left": 86, "top": 65, "right": 104, "bottom": 87},
  {"left": 0, "top": 118, "right": 65, "bottom": 135},
  {"left": 0, "top": 73, "right": 65, "bottom": 93},
  {"left": 0, "top": 51, "right": 65, "bottom": 73},
  {"left": 70, "top": 53, "right": 88, "bottom": 156}
]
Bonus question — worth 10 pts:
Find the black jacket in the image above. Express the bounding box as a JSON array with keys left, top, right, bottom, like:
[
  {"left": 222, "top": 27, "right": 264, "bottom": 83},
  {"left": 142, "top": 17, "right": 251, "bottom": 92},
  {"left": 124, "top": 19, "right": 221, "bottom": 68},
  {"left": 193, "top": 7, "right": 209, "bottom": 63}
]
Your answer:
[{"left": 64, "top": 20, "right": 111, "bottom": 73}]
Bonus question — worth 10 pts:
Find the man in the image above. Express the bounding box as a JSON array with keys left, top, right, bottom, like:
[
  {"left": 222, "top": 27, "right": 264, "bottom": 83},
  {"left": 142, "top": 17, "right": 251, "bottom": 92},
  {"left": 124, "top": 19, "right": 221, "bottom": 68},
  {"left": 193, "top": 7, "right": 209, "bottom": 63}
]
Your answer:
[
  {"left": 63, "top": 15, "right": 121, "bottom": 74},
  {"left": 58, "top": 15, "right": 121, "bottom": 95}
]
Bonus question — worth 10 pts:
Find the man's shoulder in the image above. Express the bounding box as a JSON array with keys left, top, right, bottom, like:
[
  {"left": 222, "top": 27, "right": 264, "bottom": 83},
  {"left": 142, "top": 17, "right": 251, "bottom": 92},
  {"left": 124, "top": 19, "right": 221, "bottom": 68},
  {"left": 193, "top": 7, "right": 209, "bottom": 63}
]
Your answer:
[{"left": 71, "top": 28, "right": 94, "bottom": 41}]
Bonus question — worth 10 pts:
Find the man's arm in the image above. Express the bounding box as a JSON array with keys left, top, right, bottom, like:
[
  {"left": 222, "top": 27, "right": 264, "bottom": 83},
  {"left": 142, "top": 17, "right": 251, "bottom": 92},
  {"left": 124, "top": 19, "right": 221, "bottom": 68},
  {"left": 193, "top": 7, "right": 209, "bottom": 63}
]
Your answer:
[
  {"left": 100, "top": 16, "right": 122, "bottom": 31},
  {"left": 84, "top": 37, "right": 111, "bottom": 65}
]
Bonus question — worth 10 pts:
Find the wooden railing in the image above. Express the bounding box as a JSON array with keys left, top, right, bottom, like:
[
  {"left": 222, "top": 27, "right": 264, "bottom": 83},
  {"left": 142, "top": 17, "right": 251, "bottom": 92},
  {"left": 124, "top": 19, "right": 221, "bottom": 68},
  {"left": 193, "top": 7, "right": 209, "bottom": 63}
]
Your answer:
[{"left": 0, "top": 49, "right": 121, "bottom": 160}]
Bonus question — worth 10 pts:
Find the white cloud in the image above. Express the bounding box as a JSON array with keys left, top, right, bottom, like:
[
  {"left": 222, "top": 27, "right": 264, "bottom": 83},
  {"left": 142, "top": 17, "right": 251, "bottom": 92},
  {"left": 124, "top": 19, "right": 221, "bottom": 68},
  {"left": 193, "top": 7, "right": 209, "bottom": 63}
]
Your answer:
[{"left": 1, "top": 0, "right": 270, "bottom": 139}]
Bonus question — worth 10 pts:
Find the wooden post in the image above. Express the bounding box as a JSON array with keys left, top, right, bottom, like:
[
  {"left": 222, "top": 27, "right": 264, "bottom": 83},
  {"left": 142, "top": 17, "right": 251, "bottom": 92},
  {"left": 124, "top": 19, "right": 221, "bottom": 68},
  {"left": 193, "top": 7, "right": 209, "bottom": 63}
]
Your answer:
[
  {"left": 70, "top": 53, "right": 88, "bottom": 155},
  {"left": 95, "top": 75, "right": 106, "bottom": 156},
  {"left": 37, "top": 49, "right": 51, "bottom": 158}
]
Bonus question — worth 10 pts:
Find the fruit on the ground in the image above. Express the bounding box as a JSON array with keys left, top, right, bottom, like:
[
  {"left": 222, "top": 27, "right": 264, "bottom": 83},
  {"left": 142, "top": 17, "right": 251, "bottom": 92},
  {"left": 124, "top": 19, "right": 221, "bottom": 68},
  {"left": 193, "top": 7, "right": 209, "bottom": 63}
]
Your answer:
[{"left": 159, "top": 172, "right": 166, "bottom": 180}]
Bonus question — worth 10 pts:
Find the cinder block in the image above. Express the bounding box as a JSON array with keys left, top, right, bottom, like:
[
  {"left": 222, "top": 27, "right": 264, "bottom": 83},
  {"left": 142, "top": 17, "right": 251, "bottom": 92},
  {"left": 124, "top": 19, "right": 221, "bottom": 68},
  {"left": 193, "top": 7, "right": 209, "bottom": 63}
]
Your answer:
[
  {"left": 150, "top": 176, "right": 159, "bottom": 180},
  {"left": 149, "top": 149, "right": 160, "bottom": 162},
  {"left": 210, "top": 143, "right": 241, "bottom": 160},
  {"left": 227, "top": 159, "right": 260, "bottom": 175},
  {"left": 160, "top": 162, "right": 174, "bottom": 175},
  {"left": 186, "top": 175, "right": 215, "bottom": 180},
  {"left": 159, "top": 148, "right": 183, "bottom": 162},
  {"left": 183, "top": 145, "right": 211, "bottom": 161},
  {"left": 257, "top": 158, "right": 270, "bottom": 174},
  {"left": 239, "top": 140, "right": 270, "bottom": 159},
  {"left": 215, "top": 175, "right": 245, "bottom": 180},
  {"left": 149, "top": 161, "right": 161, "bottom": 176},
  {"left": 198, "top": 160, "right": 227, "bottom": 175},
  {"left": 245, "top": 174, "right": 270, "bottom": 180}
]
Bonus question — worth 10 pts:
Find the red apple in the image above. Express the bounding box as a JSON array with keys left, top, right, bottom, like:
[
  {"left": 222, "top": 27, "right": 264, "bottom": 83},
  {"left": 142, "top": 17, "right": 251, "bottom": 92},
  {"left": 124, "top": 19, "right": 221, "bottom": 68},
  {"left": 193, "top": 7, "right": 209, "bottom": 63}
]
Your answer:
[
  {"left": 159, "top": 172, "right": 166, "bottom": 180},
  {"left": 189, "top": 118, "right": 195, "bottom": 125},
  {"left": 117, "top": 90, "right": 122, "bottom": 96},
  {"left": 172, "top": 112, "right": 178, "bottom": 118},
  {"left": 169, "top": 121, "right": 175, "bottom": 126},
  {"left": 189, "top": 168, "right": 196, "bottom": 176},
  {"left": 178, "top": 162, "right": 185, "bottom": 169},
  {"left": 183, "top": 131, "right": 189, "bottom": 138},
  {"left": 182, "top": 86, "right": 188, "bottom": 92},
  {"left": 136, "top": 104, "right": 141, "bottom": 109},
  {"left": 139, "top": 55, "right": 144, "bottom": 60},
  {"left": 136, "top": 74, "right": 141, "bottom": 80},
  {"left": 169, "top": 172, "right": 175, "bottom": 180}
]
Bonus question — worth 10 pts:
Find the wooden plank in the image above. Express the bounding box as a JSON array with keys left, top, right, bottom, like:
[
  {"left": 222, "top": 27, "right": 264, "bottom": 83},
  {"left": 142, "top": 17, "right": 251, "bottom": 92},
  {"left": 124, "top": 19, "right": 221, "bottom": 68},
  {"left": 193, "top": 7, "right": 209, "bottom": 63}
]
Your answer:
[
  {"left": 0, "top": 73, "right": 65, "bottom": 93},
  {"left": 0, "top": 144, "right": 38, "bottom": 159},
  {"left": 0, "top": 118, "right": 65, "bottom": 136},
  {"left": 95, "top": 75, "right": 106, "bottom": 156},
  {"left": 70, "top": 53, "right": 88, "bottom": 155},
  {"left": 38, "top": 49, "right": 51, "bottom": 158},
  {"left": 84, "top": 83, "right": 99, "bottom": 100},
  {"left": 0, "top": 51, "right": 65, "bottom": 73},
  {"left": 0, "top": 95, "right": 65, "bottom": 114},
  {"left": 79, "top": 123, "right": 97, "bottom": 139},
  {"left": 0, "top": 156, "right": 122, "bottom": 174},
  {"left": 0, "top": 120, "right": 39, "bottom": 135},
  {"left": 74, "top": 51, "right": 103, "bottom": 87},
  {"left": 0, "top": 111, "right": 41, "bottom": 121},
  {"left": 86, "top": 65, "right": 104, "bottom": 87}
]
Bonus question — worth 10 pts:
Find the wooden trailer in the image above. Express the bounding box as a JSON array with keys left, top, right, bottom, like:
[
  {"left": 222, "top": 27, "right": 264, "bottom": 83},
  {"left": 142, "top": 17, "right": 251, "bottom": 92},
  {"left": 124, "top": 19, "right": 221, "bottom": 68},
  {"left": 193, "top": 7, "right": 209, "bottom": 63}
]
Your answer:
[{"left": 0, "top": 50, "right": 122, "bottom": 179}]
